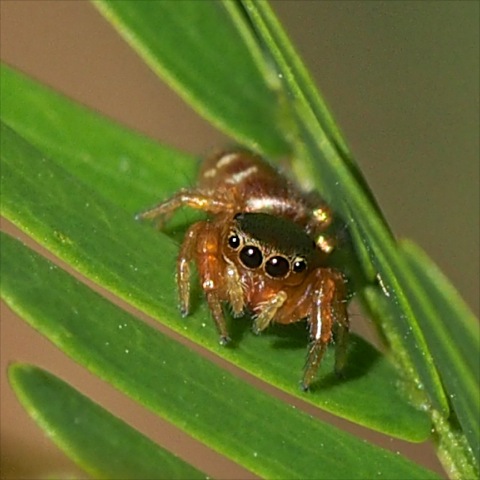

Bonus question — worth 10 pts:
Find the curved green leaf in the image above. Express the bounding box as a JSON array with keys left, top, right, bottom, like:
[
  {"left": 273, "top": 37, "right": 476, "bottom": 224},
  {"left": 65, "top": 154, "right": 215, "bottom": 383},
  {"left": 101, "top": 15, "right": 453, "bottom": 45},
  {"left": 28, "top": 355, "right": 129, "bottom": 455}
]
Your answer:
[
  {"left": 92, "top": 0, "right": 290, "bottom": 157},
  {"left": 0, "top": 64, "right": 196, "bottom": 215},
  {"left": 0, "top": 73, "right": 430, "bottom": 441},
  {"left": 401, "top": 240, "right": 480, "bottom": 471},
  {"left": 1, "top": 233, "right": 439, "bottom": 480},
  {"left": 9, "top": 364, "right": 207, "bottom": 480}
]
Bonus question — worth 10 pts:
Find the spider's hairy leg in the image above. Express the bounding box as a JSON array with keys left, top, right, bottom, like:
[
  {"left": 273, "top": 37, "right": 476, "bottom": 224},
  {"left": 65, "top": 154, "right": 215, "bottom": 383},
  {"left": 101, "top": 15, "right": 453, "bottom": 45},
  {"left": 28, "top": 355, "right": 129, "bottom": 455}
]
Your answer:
[
  {"left": 197, "top": 222, "right": 231, "bottom": 344},
  {"left": 205, "top": 291, "right": 230, "bottom": 345},
  {"left": 176, "top": 221, "right": 205, "bottom": 317},
  {"left": 224, "top": 260, "right": 245, "bottom": 316},
  {"left": 136, "top": 188, "right": 234, "bottom": 227},
  {"left": 302, "top": 269, "right": 349, "bottom": 390}
]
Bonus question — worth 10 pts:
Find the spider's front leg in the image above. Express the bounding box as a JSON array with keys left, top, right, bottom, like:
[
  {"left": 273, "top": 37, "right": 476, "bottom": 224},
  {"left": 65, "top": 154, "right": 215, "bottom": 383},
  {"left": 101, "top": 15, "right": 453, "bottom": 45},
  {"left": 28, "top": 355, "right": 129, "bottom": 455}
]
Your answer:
[
  {"left": 176, "top": 221, "right": 203, "bottom": 317},
  {"left": 223, "top": 258, "right": 245, "bottom": 317},
  {"left": 179, "top": 219, "right": 234, "bottom": 344},
  {"left": 302, "top": 269, "right": 349, "bottom": 390},
  {"left": 136, "top": 188, "right": 234, "bottom": 227}
]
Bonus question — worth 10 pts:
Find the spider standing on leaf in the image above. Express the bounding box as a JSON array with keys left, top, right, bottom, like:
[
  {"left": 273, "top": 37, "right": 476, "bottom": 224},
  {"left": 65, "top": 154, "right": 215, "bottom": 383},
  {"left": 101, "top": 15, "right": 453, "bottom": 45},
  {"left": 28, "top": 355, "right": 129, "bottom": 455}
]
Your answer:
[{"left": 138, "top": 149, "right": 349, "bottom": 390}]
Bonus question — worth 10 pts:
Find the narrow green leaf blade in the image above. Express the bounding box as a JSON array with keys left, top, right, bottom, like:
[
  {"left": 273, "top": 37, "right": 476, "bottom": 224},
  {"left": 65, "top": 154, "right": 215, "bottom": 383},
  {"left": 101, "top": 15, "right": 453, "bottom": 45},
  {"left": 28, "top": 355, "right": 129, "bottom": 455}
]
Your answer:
[
  {"left": 0, "top": 86, "right": 430, "bottom": 441},
  {"left": 92, "top": 0, "right": 289, "bottom": 156},
  {"left": 1, "top": 233, "right": 440, "bottom": 480},
  {"left": 401, "top": 240, "right": 480, "bottom": 469},
  {"left": 8, "top": 364, "right": 207, "bottom": 480},
  {"left": 0, "top": 64, "right": 197, "bottom": 215}
]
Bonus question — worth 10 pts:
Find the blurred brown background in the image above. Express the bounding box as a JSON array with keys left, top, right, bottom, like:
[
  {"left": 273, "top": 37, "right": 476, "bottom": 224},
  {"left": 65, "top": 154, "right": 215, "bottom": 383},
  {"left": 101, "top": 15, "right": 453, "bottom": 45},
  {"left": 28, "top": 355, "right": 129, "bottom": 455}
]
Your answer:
[{"left": 1, "top": 1, "right": 478, "bottom": 478}]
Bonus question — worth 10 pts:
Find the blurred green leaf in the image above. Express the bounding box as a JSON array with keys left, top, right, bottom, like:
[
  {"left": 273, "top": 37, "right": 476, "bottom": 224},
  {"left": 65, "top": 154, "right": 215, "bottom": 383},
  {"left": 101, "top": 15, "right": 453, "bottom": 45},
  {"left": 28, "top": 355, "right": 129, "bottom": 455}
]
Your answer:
[
  {"left": 9, "top": 364, "right": 207, "bottom": 480},
  {"left": 0, "top": 67, "right": 431, "bottom": 441},
  {"left": 0, "top": 64, "right": 196, "bottom": 215},
  {"left": 1, "top": 233, "right": 439, "bottom": 480},
  {"left": 92, "top": 0, "right": 290, "bottom": 157}
]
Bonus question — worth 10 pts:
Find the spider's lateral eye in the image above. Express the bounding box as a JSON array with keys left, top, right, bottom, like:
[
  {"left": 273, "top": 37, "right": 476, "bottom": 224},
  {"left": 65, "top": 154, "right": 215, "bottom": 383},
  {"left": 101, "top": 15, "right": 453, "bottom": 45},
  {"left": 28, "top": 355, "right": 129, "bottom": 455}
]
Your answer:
[
  {"left": 265, "top": 256, "right": 290, "bottom": 278},
  {"left": 293, "top": 258, "right": 307, "bottom": 273},
  {"left": 240, "top": 245, "right": 263, "bottom": 269},
  {"left": 228, "top": 233, "right": 241, "bottom": 250}
]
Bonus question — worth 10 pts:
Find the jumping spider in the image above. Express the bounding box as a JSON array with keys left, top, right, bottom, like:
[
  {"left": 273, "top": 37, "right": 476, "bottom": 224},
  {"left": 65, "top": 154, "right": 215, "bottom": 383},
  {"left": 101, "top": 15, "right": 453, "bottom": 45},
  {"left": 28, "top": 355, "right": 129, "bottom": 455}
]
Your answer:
[{"left": 139, "top": 149, "right": 349, "bottom": 390}]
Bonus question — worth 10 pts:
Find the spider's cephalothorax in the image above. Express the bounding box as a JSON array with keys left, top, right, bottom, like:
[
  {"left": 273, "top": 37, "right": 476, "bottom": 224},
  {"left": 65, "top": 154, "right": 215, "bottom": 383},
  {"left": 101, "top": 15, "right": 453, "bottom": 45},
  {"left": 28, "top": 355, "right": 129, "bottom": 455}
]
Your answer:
[{"left": 139, "top": 149, "right": 349, "bottom": 389}]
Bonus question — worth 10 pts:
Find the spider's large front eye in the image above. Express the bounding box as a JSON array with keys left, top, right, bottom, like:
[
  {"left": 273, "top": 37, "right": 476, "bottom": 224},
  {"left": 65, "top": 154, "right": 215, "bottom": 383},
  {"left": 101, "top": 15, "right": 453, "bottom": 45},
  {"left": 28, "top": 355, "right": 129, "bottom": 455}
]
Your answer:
[
  {"left": 228, "top": 233, "right": 241, "bottom": 250},
  {"left": 292, "top": 257, "right": 307, "bottom": 274},
  {"left": 265, "top": 256, "right": 290, "bottom": 278},
  {"left": 240, "top": 245, "right": 263, "bottom": 269}
]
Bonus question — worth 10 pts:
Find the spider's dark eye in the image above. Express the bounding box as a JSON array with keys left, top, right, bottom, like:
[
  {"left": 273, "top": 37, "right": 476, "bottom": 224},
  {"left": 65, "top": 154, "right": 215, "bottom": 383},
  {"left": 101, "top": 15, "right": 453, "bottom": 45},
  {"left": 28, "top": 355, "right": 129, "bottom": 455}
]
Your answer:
[
  {"left": 265, "top": 256, "right": 290, "bottom": 278},
  {"left": 240, "top": 245, "right": 263, "bottom": 269},
  {"left": 292, "top": 258, "right": 307, "bottom": 274},
  {"left": 228, "top": 234, "right": 241, "bottom": 250}
]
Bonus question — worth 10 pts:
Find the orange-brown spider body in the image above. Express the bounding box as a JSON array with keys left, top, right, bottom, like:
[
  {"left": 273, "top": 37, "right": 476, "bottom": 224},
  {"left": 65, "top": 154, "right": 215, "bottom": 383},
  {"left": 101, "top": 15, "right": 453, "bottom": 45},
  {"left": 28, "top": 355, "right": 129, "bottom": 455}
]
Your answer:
[{"left": 140, "top": 150, "right": 349, "bottom": 389}]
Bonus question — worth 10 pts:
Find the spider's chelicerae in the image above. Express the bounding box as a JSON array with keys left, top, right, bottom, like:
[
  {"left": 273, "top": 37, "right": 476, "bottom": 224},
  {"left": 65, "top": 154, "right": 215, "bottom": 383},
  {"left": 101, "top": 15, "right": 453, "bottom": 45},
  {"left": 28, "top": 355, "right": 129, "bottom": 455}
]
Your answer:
[{"left": 139, "top": 149, "right": 349, "bottom": 390}]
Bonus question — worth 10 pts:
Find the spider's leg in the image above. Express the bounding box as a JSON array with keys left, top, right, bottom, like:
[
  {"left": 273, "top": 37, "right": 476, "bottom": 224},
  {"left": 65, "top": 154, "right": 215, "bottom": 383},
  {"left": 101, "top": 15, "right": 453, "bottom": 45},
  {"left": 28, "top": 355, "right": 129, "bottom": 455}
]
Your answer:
[
  {"left": 302, "top": 269, "right": 349, "bottom": 390},
  {"left": 196, "top": 221, "right": 231, "bottom": 344},
  {"left": 136, "top": 188, "right": 234, "bottom": 227},
  {"left": 176, "top": 221, "right": 205, "bottom": 317},
  {"left": 204, "top": 291, "right": 230, "bottom": 345},
  {"left": 224, "top": 260, "right": 245, "bottom": 317}
]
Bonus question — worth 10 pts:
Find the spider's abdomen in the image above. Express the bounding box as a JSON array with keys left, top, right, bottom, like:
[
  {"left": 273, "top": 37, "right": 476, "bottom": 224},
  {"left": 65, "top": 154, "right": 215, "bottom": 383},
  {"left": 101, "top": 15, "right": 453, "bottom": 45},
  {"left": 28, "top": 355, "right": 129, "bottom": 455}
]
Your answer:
[
  {"left": 199, "top": 150, "right": 314, "bottom": 222},
  {"left": 199, "top": 150, "right": 288, "bottom": 197}
]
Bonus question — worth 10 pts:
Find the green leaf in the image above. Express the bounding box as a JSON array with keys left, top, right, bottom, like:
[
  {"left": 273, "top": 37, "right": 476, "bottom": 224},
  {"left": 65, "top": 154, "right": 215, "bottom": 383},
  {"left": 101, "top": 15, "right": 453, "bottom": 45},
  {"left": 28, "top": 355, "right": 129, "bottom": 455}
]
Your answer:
[
  {"left": 92, "top": 0, "right": 290, "bottom": 157},
  {"left": 1, "top": 233, "right": 439, "bottom": 480},
  {"left": 0, "top": 69, "right": 431, "bottom": 442},
  {"left": 401, "top": 240, "right": 480, "bottom": 470},
  {"left": 8, "top": 364, "right": 207, "bottom": 480},
  {"left": 0, "top": 64, "right": 196, "bottom": 216}
]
